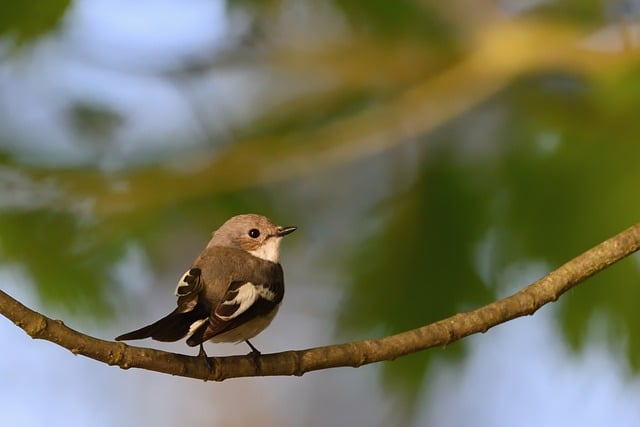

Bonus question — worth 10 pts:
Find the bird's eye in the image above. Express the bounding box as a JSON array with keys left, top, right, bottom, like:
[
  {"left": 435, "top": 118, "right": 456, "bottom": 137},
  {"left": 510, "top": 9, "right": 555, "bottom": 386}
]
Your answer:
[{"left": 248, "top": 228, "right": 260, "bottom": 238}]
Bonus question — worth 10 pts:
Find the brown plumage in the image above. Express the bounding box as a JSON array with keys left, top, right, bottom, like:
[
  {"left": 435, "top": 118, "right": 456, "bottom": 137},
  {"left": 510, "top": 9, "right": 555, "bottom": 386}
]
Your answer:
[{"left": 115, "top": 214, "right": 296, "bottom": 355}]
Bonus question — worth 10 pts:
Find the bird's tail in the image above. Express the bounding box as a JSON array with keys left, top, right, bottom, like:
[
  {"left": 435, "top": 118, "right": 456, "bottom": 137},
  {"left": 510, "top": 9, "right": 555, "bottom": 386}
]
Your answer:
[{"left": 115, "top": 310, "right": 202, "bottom": 342}]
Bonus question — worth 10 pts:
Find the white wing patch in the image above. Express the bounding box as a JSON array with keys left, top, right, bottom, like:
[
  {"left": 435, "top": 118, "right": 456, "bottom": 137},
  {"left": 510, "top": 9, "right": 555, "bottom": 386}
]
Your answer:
[
  {"left": 257, "top": 285, "right": 276, "bottom": 301},
  {"left": 187, "top": 318, "right": 208, "bottom": 336},
  {"left": 174, "top": 271, "right": 190, "bottom": 296},
  {"left": 218, "top": 282, "right": 258, "bottom": 320},
  {"left": 217, "top": 282, "right": 276, "bottom": 321},
  {"left": 174, "top": 268, "right": 201, "bottom": 297}
]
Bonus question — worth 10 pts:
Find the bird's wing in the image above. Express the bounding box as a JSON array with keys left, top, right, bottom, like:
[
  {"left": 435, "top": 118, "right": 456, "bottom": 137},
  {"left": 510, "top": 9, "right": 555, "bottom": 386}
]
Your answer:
[
  {"left": 214, "top": 281, "right": 277, "bottom": 320},
  {"left": 173, "top": 267, "right": 203, "bottom": 313},
  {"left": 184, "top": 253, "right": 285, "bottom": 346},
  {"left": 186, "top": 278, "right": 283, "bottom": 346}
]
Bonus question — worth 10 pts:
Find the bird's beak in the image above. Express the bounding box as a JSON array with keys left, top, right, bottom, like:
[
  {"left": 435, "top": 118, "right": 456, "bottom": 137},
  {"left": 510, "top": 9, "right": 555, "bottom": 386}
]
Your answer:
[{"left": 276, "top": 226, "right": 297, "bottom": 237}]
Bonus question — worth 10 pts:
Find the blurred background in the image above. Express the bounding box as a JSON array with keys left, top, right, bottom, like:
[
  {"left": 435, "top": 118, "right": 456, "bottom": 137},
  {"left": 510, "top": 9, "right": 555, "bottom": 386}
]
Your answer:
[{"left": 2, "top": 0, "right": 640, "bottom": 426}]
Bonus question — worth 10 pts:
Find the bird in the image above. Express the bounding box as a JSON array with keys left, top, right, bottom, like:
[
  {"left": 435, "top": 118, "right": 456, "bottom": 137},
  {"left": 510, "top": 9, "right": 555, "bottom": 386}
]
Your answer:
[{"left": 115, "top": 214, "right": 297, "bottom": 358}]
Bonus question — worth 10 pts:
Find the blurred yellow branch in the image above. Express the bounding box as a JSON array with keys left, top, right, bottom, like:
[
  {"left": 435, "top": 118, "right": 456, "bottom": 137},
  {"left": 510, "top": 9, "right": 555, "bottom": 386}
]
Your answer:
[{"left": 31, "top": 18, "right": 638, "bottom": 214}]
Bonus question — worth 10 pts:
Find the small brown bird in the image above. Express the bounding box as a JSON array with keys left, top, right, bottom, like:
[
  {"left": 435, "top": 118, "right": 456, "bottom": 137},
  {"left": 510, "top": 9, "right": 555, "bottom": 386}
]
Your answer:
[{"left": 115, "top": 214, "right": 297, "bottom": 356}]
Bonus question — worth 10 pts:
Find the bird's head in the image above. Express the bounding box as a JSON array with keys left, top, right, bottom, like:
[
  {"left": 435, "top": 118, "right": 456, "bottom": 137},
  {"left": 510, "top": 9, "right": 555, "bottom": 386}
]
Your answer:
[{"left": 207, "top": 214, "right": 297, "bottom": 263}]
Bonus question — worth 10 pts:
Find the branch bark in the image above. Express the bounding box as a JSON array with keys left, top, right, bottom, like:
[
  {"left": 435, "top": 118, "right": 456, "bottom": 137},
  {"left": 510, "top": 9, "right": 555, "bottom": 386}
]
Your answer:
[{"left": 2, "top": 223, "right": 640, "bottom": 381}]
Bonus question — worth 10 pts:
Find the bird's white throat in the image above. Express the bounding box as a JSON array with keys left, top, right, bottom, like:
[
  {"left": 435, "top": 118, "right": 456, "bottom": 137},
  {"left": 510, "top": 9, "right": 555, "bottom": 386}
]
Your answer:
[{"left": 248, "top": 237, "right": 282, "bottom": 263}]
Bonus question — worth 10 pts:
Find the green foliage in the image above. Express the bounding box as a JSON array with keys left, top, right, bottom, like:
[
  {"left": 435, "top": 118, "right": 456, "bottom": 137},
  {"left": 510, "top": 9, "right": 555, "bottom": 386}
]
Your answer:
[
  {"left": 0, "top": 0, "right": 71, "bottom": 44},
  {"left": 0, "top": 210, "right": 122, "bottom": 316},
  {"left": 339, "top": 147, "right": 493, "bottom": 404},
  {"left": 340, "top": 71, "right": 640, "bottom": 403},
  {"left": 528, "top": 0, "right": 605, "bottom": 27},
  {"left": 502, "top": 75, "right": 640, "bottom": 367},
  {"left": 334, "top": 0, "right": 452, "bottom": 39}
]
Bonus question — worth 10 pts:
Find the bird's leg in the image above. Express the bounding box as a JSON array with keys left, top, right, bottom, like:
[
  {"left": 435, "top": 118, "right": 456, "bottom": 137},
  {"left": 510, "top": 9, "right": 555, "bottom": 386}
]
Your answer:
[
  {"left": 245, "top": 339, "right": 261, "bottom": 356},
  {"left": 198, "top": 343, "right": 213, "bottom": 370},
  {"left": 245, "top": 340, "right": 262, "bottom": 373}
]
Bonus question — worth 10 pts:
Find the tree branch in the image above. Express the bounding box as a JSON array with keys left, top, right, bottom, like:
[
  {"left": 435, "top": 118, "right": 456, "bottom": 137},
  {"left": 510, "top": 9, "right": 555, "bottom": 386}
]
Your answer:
[{"left": 2, "top": 223, "right": 640, "bottom": 381}]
